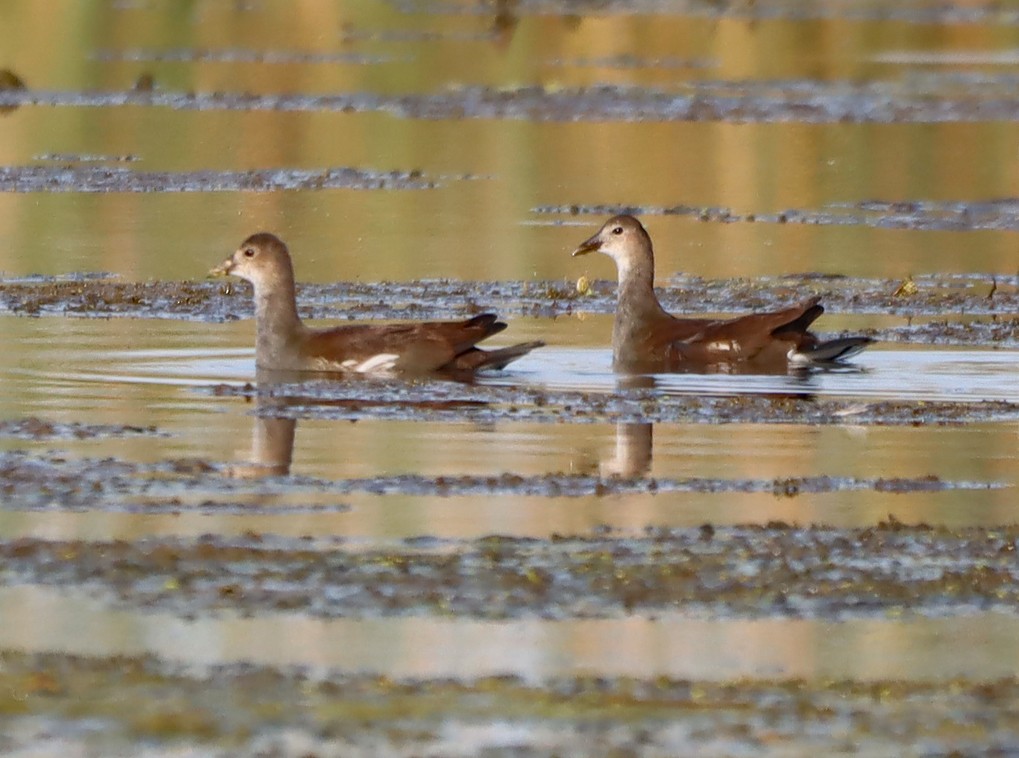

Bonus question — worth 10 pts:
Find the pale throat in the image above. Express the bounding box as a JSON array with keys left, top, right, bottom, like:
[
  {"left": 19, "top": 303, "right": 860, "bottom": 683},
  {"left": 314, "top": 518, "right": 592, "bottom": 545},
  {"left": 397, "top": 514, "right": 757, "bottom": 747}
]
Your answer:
[
  {"left": 611, "top": 252, "right": 655, "bottom": 303},
  {"left": 613, "top": 253, "right": 636, "bottom": 285}
]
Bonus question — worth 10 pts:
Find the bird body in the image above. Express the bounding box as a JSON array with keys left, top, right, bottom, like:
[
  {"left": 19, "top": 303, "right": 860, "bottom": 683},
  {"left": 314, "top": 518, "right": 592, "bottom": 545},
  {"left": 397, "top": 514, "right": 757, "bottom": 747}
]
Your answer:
[
  {"left": 573, "top": 215, "right": 872, "bottom": 373},
  {"left": 211, "top": 232, "right": 542, "bottom": 376}
]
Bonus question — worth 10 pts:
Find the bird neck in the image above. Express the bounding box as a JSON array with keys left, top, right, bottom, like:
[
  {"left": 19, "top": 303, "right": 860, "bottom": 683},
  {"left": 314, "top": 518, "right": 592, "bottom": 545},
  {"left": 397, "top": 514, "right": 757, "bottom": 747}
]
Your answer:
[
  {"left": 612, "top": 251, "right": 670, "bottom": 347},
  {"left": 251, "top": 271, "right": 303, "bottom": 365}
]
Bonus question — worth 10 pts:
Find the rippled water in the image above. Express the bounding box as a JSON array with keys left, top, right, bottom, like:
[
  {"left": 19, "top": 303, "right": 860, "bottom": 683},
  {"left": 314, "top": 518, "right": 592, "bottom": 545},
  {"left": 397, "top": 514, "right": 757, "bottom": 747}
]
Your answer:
[
  {"left": 34, "top": 338, "right": 1019, "bottom": 404},
  {"left": 8, "top": 313, "right": 1018, "bottom": 405}
]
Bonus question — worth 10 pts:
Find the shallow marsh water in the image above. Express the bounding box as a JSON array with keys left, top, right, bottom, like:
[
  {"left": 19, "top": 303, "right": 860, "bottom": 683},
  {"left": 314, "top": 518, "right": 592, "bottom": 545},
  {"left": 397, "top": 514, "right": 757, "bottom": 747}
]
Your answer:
[{"left": 1, "top": 1, "right": 1019, "bottom": 754}]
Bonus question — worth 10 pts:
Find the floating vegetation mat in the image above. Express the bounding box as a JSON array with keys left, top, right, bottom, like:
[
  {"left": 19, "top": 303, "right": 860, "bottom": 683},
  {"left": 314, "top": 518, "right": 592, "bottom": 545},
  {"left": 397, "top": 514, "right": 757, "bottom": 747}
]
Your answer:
[
  {"left": 8, "top": 80, "right": 1019, "bottom": 123},
  {"left": 2, "top": 522, "right": 1019, "bottom": 619},
  {"left": 1, "top": 276, "right": 1016, "bottom": 347},
  {"left": 0, "top": 166, "right": 435, "bottom": 193},
  {"left": 2, "top": 650, "right": 1018, "bottom": 755}
]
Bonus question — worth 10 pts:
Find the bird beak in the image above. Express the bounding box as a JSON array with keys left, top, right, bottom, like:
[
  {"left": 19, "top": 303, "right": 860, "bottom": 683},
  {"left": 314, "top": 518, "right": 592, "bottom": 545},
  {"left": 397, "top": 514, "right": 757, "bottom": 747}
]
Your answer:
[
  {"left": 572, "top": 233, "right": 602, "bottom": 257},
  {"left": 208, "top": 256, "right": 235, "bottom": 277}
]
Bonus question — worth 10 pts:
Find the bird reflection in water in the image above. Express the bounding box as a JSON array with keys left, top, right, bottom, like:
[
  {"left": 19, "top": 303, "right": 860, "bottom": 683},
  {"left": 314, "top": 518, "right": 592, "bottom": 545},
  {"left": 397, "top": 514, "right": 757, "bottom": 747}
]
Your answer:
[
  {"left": 600, "top": 375, "right": 657, "bottom": 478},
  {"left": 599, "top": 373, "right": 822, "bottom": 478},
  {"left": 224, "top": 369, "right": 497, "bottom": 479},
  {"left": 224, "top": 372, "right": 300, "bottom": 479}
]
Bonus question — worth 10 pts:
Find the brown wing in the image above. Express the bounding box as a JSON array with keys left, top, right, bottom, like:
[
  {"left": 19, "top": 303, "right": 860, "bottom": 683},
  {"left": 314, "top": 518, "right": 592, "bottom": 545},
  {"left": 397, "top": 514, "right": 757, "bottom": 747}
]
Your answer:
[
  {"left": 663, "top": 298, "right": 824, "bottom": 366},
  {"left": 298, "top": 313, "right": 509, "bottom": 373}
]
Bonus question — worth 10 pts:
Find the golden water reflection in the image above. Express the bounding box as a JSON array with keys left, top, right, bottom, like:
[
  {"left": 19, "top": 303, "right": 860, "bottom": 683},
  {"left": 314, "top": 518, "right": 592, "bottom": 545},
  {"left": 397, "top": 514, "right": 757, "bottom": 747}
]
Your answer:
[
  {"left": 1, "top": 585, "right": 1017, "bottom": 682},
  {"left": 0, "top": 5, "right": 1017, "bottom": 281}
]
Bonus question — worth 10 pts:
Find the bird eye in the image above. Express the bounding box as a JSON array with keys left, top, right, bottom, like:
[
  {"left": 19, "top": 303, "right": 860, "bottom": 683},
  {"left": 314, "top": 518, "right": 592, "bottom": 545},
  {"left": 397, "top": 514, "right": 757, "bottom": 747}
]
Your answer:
[
  {"left": 611, "top": 226, "right": 624, "bottom": 235},
  {"left": 243, "top": 247, "right": 256, "bottom": 258}
]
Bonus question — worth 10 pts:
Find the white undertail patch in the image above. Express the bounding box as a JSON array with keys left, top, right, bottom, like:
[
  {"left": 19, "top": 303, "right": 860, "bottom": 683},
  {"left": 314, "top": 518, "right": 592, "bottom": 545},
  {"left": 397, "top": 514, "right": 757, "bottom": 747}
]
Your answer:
[
  {"left": 337, "top": 353, "right": 400, "bottom": 373},
  {"left": 788, "top": 349, "right": 812, "bottom": 366}
]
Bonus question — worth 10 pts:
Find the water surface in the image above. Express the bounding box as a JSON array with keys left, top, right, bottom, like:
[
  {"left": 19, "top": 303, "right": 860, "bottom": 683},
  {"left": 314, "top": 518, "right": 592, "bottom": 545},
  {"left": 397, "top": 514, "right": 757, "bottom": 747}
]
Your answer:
[{"left": 1, "top": 1, "right": 1017, "bottom": 753}]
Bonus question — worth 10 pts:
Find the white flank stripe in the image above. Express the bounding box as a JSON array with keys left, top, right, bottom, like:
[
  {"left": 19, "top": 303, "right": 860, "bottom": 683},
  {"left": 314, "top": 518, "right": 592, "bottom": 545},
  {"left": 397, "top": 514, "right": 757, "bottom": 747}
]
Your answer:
[{"left": 351, "top": 353, "right": 400, "bottom": 373}]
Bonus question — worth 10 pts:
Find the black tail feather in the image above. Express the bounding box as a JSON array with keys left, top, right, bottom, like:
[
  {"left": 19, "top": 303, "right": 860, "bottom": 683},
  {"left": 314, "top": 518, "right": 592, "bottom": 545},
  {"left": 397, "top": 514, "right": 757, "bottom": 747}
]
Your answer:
[
  {"left": 797, "top": 336, "right": 874, "bottom": 364},
  {"left": 476, "top": 340, "right": 545, "bottom": 370},
  {"left": 445, "top": 340, "right": 545, "bottom": 373},
  {"left": 772, "top": 303, "right": 824, "bottom": 337}
]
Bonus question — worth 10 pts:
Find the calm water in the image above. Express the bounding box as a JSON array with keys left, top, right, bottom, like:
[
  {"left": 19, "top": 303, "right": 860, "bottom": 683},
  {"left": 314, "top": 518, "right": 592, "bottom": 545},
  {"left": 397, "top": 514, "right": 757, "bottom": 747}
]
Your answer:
[
  {"left": 5, "top": 585, "right": 1019, "bottom": 683},
  {"left": 1, "top": 0, "right": 1018, "bottom": 727}
]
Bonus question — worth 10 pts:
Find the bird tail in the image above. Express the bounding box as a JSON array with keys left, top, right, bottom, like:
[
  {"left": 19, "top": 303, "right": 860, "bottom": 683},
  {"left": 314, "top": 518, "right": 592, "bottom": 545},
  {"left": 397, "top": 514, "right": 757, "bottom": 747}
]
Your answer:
[
  {"left": 792, "top": 336, "right": 874, "bottom": 365},
  {"left": 445, "top": 340, "right": 544, "bottom": 374},
  {"left": 474, "top": 340, "right": 545, "bottom": 371}
]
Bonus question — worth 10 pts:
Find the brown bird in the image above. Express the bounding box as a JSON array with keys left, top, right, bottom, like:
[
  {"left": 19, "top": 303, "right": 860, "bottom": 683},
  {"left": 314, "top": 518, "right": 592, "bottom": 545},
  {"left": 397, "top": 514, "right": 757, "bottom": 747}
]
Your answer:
[
  {"left": 572, "top": 215, "right": 872, "bottom": 373},
  {"left": 211, "top": 232, "right": 543, "bottom": 376}
]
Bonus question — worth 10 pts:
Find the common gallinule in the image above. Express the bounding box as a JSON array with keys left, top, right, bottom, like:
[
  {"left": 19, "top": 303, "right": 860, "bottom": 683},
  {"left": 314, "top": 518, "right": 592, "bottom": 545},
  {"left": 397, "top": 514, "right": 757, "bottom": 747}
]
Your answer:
[
  {"left": 572, "top": 215, "right": 872, "bottom": 372},
  {"left": 211, "top": 232, "right": 543, "bottom": 375}
]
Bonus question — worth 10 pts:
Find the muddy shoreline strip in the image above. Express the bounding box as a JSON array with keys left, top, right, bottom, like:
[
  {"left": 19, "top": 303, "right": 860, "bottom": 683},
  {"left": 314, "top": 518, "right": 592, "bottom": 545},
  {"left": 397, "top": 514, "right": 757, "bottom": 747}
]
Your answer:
[
  {"left": 538, "top": 199, "right": 1019, "bottom": 233},
  {"left": 8, "top": 83, "right": 1019, "bottom": 123},
  {"left": 2, "top": 443, "right": 1004, "bottom": 512},
  {"left": 2, "top": 650, "right": 1017, "bottom": 754},
  {"left": 2, "top": 523, "right": 1018, "bottom": 620},
  {"left": 0, "top": 165, "right": 435, "bottom": 192},
  {"left": 1, "top": 276, "right": 1016, "bottom": 322},
  {"left": 2, "top": 275, "right": 1016, "bottom": 350}
]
